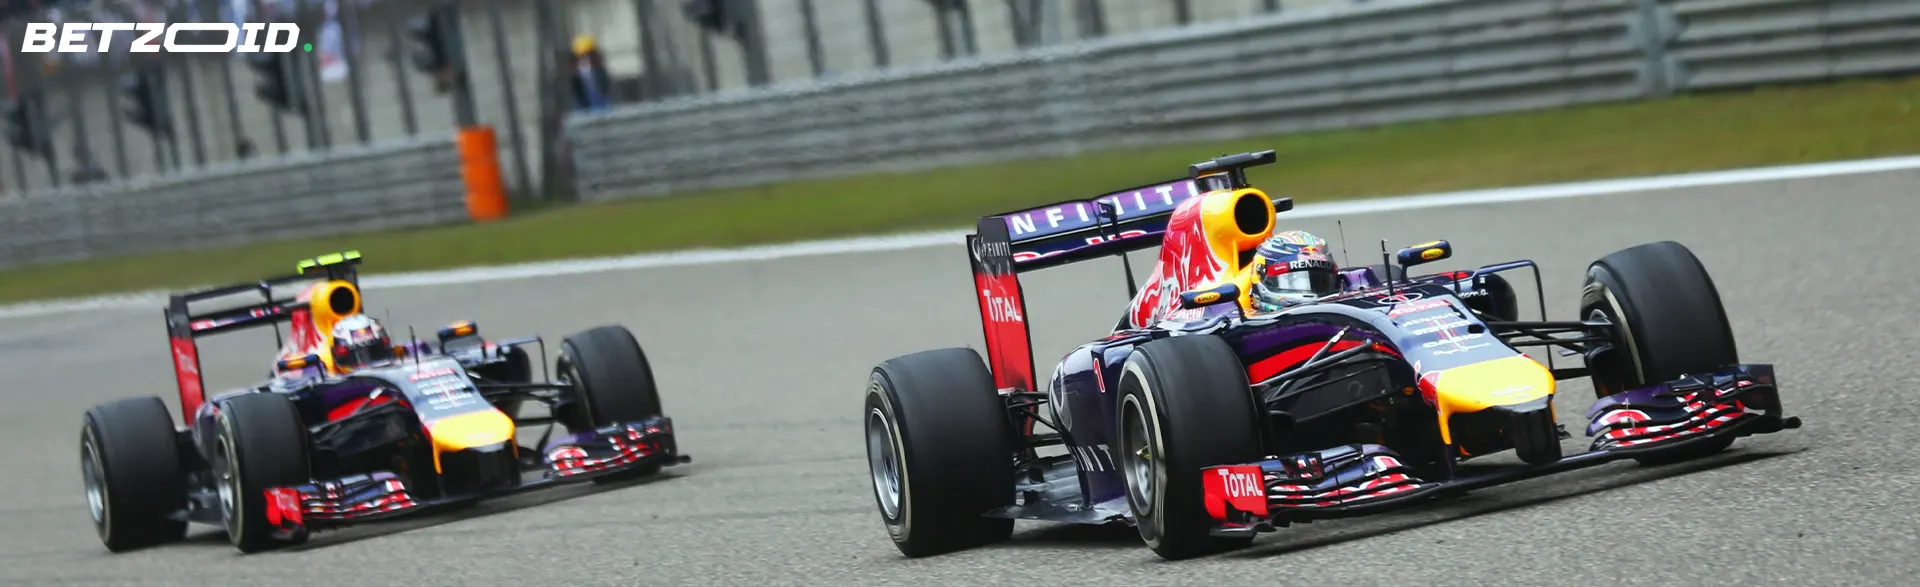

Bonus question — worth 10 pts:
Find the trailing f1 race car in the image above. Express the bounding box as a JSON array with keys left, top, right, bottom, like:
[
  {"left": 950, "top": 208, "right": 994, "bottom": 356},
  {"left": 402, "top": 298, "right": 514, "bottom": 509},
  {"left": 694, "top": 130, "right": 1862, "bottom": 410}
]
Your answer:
[
  {"left": 862, "top": 150, "right": 1801, "bottom": 560},
  {"left": 80, "top": 252, "right": 689, "bottom": 554}
]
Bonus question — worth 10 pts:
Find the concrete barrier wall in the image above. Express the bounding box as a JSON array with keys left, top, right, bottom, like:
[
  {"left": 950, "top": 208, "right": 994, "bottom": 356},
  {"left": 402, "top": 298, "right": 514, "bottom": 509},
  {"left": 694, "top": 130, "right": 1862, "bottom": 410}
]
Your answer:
[{"left": 0, "top": 135, "right": 466, "bottom": 268}]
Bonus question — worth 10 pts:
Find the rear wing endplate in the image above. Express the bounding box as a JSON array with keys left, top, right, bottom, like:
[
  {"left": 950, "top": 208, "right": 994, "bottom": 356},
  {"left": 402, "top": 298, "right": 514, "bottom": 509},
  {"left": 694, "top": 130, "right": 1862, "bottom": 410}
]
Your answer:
[
  {"left": 964, "top": 178, "right": 1202, "bottom": 400},
  {"left": 164, "top": 252, "right": 363, "bottom": 425}
]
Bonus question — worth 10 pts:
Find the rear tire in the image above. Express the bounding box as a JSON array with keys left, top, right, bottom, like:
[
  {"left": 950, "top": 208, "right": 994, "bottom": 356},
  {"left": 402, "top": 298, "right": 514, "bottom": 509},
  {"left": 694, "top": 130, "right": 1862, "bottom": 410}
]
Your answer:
[
  {"left": 1580, "top": 241, "right": 1739, "bottom": 465},
  {"left": 1116, "top": 335, "right": 1262, "bottom": 560},
  {"left": 864, "top": 348, "right": 1016, "bottom": 557},
  {"left": 80, "top": 397, "right": 189, "bottom": 552},
  {"left": 557, "top": 325, "right": 666, "bottom": 482},
  {"left": 214, "top": 392, "right": 312, "bottom": 553}
]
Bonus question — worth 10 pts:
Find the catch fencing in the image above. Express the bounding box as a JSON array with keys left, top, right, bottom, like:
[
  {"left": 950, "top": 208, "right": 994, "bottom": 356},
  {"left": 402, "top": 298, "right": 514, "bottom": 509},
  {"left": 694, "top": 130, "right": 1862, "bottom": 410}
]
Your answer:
[
  {"left": 0, "top": 0, "right": 1915, "bottom": 269},
  {"left": 568, "top": 0, "right": 1920, "bottom": 201}
]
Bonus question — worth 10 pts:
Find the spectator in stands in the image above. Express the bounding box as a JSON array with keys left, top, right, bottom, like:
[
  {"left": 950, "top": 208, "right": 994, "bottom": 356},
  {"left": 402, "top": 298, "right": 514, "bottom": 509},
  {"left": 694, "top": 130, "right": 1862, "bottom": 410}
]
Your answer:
[{"left": 571, "top": 34, "right": 612, "bottom": 114}]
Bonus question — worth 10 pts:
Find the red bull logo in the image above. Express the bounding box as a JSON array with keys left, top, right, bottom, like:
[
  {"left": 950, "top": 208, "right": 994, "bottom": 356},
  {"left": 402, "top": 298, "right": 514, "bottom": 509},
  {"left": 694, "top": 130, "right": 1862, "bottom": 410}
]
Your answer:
[{"left": 1126, "top": 201, "right": 1226, "bottom": 329}]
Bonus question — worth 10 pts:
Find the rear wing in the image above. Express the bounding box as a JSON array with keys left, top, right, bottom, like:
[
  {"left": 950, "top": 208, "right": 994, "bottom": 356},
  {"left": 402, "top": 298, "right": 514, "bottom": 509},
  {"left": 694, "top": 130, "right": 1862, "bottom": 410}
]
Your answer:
[
  {"left": 992, "top": 177, "right": 1204, "bottom": 272},
  {"left": 963, "top": 178, "right": 1198, "bottom": 401},
  {"left": 165, "top": 252, "right": 363, "bottom": 425},
  {"left": 967, "top": 150, "right": 1284, "bottom": 400}
]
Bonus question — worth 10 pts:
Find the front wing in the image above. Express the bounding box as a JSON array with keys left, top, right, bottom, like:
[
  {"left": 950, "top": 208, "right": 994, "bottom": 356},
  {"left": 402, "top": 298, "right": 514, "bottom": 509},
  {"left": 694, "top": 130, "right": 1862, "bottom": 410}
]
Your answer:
[
  {"left": 263, "top": 416, "right": 688, "bottom": 539},
  {"left": 1201, "top": 364, "right": 1799, "bottom": 536}
]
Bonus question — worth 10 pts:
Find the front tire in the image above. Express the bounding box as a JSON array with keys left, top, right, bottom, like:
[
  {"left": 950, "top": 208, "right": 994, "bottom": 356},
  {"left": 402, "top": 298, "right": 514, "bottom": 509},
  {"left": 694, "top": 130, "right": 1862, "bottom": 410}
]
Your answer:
[
  {"left": 864, "top": 348, "right": 1016, "bottom": 557},
  {"left": 80, "top": 397, "right": 189, "bottom": 552},
  {"left": 214, "top": 392, "right": 312, "bottom": 553},
  {"left": 557, "top": 325, "right": 666, "bottom": 482},
  {"left": 1580, "top": 241, "right": 1739, "bottom": 464},
  {"left": 1117, "top": 334, "right": 1263, "bottom": 560}
]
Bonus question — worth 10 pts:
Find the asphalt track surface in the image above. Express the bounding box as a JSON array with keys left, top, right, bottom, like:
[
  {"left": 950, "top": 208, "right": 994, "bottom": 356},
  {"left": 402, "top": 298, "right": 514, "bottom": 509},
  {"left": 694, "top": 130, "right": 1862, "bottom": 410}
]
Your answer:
[{"left": 3, "top": 168, "right": 1918, "bottom": 587}]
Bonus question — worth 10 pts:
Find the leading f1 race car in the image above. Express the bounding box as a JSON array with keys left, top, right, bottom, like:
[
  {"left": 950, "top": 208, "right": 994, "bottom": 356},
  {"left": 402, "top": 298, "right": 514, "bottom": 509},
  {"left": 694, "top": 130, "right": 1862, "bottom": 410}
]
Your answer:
[
  {"left": 79, "top": 252, "right": 689, "bottom": 554},
  {"left": 861, "top": 150, "right": 1801, "bottom": 560}
]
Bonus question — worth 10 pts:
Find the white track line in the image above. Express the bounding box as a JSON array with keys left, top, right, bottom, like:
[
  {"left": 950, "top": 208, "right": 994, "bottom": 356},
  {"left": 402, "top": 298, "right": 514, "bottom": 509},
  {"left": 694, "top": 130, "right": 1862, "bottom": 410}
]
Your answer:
[{"left": 3, "top": 154, "right": 1917, "bottom": 321}]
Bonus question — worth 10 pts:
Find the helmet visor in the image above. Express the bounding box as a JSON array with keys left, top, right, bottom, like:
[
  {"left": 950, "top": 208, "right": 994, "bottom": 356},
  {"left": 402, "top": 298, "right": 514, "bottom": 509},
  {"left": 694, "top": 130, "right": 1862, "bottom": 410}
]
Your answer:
[
  {"left": 1260, "top": 269, "right": 1340, "bottom": 297},
  {"left": 335, "top": 342, "right": 393, "bottom": 368},
  {"left": 333, "top": 325, "right": 392, "bottom": 368}
]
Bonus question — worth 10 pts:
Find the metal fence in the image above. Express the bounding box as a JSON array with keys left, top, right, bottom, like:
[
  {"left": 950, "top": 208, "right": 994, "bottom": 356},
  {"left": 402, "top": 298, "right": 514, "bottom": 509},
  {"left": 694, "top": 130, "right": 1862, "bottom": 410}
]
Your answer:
[
  {"left": 567, "top": 0, "right": 1920, "bottom": 201},
  {"left": 0, "top": 0, "right": 1375, "bottom": 269},
  {"left": 0, "top": 0, "right": 557, "bottom": 195},
  {"left": 0, "top": 0, "right": 1913, "bottom": 269}
]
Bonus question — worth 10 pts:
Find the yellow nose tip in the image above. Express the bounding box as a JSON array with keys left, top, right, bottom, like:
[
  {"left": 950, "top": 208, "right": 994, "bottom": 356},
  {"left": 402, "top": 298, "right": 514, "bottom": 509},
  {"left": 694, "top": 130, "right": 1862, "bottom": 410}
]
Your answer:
[
  {"left": 426, "top": 409, "right": 516, "bottom": 472},
  {"left": 1427, "top": 355, "right": 1556, "bottom": 445}
]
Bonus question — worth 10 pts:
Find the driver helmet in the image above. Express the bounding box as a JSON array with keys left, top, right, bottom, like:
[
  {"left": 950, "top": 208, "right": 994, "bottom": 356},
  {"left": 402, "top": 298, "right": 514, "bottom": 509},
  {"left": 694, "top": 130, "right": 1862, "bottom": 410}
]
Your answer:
[
  {"left": 329, "top": 314, "right": 395, "bottom": 372},
  {"left": 1250, "top": 230, "right": 1342, "bottom": 311}
]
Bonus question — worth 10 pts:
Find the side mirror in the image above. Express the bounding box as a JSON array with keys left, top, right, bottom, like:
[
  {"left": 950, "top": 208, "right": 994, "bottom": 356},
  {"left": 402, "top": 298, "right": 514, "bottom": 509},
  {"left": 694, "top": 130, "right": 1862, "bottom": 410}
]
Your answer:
[
  {"left": 276, "top": 353, "right": 322, "bottom": 372},
  {"left": 1396, "top": 240, "right": 1453, "bottom": 268},
  {"left": 1272, "top": 197, "right": 1293, "bottom": 213},
  {"left": 1178, "top": 282, "right": 1242, "bottom": 310},
  {"left": 437, "top": 320, "right": 478, "bottom": 341}
]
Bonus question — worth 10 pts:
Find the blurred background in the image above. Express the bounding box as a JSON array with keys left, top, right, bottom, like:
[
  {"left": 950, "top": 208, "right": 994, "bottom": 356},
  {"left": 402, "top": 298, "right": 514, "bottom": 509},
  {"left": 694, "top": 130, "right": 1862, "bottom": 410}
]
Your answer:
[
  {"left": 0, "top": 0, "right": 1390, "bottom": 196},
  {"left": 0, "top": 0, "right": 1913, "bottom": 299}
]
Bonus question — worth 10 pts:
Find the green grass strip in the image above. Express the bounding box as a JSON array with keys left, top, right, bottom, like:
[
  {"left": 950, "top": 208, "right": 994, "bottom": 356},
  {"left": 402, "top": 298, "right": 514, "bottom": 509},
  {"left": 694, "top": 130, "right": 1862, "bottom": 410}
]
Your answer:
[{"left": 2, "top": 75, "right": 1915, "bottom": 305}]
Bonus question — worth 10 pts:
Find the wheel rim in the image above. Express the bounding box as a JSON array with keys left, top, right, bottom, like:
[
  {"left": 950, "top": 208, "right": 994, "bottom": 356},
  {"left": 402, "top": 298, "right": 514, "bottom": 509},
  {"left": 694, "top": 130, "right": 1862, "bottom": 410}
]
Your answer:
[
  {"left": 865, "top": 409, "right": 902, "bottom": 520},
  {"left": 80, "top": 435, "right": 105, "bottom": 527},
  {"left": 1587, "top": 306, "right": 1630, "bottom": 395},
  {"left": 557, "top": 358, "right": 593, "bottom": 428},
  {"left": 1119, "top": 395, "right": 1156, "bottom": 518},
  {"left": 216, "top": 431, "right": 241, "bottom": 537}
]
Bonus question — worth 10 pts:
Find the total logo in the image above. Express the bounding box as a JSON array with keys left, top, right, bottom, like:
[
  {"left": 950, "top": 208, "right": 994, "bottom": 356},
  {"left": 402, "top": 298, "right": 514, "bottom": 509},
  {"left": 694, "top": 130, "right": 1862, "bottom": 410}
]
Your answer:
[
  {"left": 173, "top": 346, "right": 199, "bottom": 377},
  {"left": 982, "top": 289, "right": 1025, "bottom": 323},
  {"left": 1389, "top": 299, "right": 1450, "bottom": 317},
  {"left": 1214, "top": 467, "right": 1264, "bottom": 499}
]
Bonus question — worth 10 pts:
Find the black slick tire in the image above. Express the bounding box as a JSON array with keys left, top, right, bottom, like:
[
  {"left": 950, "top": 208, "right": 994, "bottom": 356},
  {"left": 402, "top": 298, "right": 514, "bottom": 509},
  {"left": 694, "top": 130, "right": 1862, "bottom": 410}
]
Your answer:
[
  {"left": 80, "top": 396, "right": 189, "bottom": 552},
  {"left": 557, "top": 325, "right": 666, "bottom": 482},
  {"left": 1579, "top": 241, "right": 1740, "bottom": 465},
  {"left": 214, "top": 392, "right": 312, "bottom": 553},
  {"left": 1116, "top": 334, "right": 1263, "bottom": 560},
  {"left": 864, "top": 347, "right": 1016, "bottom": 558}
]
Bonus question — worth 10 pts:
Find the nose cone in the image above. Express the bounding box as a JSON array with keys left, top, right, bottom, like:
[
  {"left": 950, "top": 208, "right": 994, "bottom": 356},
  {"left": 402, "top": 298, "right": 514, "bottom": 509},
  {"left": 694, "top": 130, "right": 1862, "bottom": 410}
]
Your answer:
[
  {"left": 427, "top": 409, "right": 516, "bottom": 465},
  {"left": 1421, "top": 355, "right": 1556, "bottom": 445}
]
